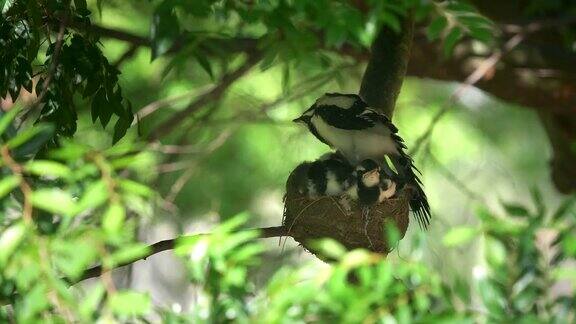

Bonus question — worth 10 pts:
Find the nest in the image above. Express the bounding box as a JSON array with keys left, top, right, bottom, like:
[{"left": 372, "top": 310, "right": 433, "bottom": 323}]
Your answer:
[{"left": 283, "top": 167, "right": 410, "bottom": 258}]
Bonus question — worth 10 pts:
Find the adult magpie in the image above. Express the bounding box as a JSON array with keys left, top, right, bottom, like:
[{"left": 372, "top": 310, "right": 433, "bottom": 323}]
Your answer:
[{"left": 293, "top": 93, "right": 431, "bottom": 229}]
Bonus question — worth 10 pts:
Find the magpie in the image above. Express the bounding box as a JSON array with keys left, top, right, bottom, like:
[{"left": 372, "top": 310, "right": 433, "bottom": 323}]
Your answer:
[
  {"left": 353, "top": 159, "right": 382, "bottom": 206},
  {"left": 378, "top": 177, "right": 397, "bottom": 202},
  {"left": 293, "top": 93, "right": 431, "bottom": 229},
  {"left": 291, "top": 155, "right": 355, "bottom": 198}
]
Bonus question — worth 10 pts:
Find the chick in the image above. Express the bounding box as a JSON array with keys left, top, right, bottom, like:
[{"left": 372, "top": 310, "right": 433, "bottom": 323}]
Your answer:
[
  {"left": 291, "top": 155, "right": 355, "bottom": 198},
  {"left": 354, "top": 159, "right": 382, "bottom": 206}
]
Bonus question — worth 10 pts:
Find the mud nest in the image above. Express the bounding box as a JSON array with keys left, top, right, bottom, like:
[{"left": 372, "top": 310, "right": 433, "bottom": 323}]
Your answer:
[{"left": 283, "top": 167, "right": 410, "bottom": 257}]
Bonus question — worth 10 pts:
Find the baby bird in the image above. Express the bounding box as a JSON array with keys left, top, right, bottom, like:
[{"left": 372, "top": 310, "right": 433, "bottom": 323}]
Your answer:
[
  {"left": 291, "top": 155, "right": 355, "bottom": 198},
  {"left": 378, "top": 177, "right": 397, "bottom": 202},
  {"left": 354, "top": 159, "right": 382, "bottom": 206},
  {"left": 351, "top": 159, "right": 397, "bottom": 206}
]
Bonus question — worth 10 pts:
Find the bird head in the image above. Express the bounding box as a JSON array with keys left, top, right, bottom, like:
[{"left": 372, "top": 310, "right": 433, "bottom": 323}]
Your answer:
[
  {"left": 292, "top": 106, "right": 315, "bottom": 124},
  {"left": 315, "top": 93, "right": 366, "bottom": 110},
  {"left": 356, "top": 159, "right": 381, "bottom": 188}
]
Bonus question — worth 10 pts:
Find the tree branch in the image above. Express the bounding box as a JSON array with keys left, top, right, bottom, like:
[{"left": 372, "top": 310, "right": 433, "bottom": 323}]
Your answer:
[
  {"left": 74, "top": 226, "right": 287, "bottom": 285},
  {"left": 359, "top": 15, "right": 414, "bottom": 117},
  {"left": 147, "top": 51, "right": 263, "bottom": 141},
  {"left": 0, "top": 226, "right": 288, "bottom": 306}
]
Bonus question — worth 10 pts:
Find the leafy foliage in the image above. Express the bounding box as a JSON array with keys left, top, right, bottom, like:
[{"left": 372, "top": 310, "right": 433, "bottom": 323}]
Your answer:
[
  {"left": 1, "top": 0, "right": 496, "bottom": 149},
  {"left": 1, "top": 0, "right": 575, "bottom": 323},
  {"left": 1, "top": 107, "right": 575, "bottom": 321},
  {"left": 1, "top": 0, "right": 133, "bottom": 143}
]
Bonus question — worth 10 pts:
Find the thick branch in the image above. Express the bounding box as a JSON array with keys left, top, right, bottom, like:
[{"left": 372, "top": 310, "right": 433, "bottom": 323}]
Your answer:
[
  {"left": 74, "top": 226, "right": 287, "bottom": 285},
  {"left": 359, "top": 16, "right": 414, "bottom": 117}
]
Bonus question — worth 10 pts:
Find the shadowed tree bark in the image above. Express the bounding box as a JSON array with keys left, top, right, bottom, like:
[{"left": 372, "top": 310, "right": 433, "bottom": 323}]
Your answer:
[
  {"left": 408, "top": 0, "right": 576, "bottom": 193},
  {"left": 359, "top": 15, "right": 414, "bottom": 118}
]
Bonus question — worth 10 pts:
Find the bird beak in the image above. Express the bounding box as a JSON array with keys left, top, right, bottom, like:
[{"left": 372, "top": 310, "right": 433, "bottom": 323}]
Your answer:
[
  {"left": 292, "top": 116, "right": 305, "bottom": 123},
  {"left": 365, "top": 169, "right": 379, "bottom": 178}
]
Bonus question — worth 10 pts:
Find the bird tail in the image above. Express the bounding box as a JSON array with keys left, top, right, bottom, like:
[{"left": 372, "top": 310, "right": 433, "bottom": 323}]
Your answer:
[{"left": 389, "top": 154, "right": 431, "bottom": 230}]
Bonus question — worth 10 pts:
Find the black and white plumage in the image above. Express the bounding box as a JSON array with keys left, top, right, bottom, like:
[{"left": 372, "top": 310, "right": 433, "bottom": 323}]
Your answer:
[
  {"left": 378, "top": 177, "right": 397, "bottom": 202},
  {"left": 354, "top": 159, "right": 383, "bottom": 206},
  {"left": 293, "top": 93, "right": 431, "bottom": 229},
  {"left": 291, "top": 155, "right": 355, "bottom": 198},
  {"left": 350, "top": 159, "right": 397, "bottom": 206}
]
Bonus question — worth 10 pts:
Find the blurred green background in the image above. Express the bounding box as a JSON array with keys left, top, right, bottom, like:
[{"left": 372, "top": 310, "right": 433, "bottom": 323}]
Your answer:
[
  {"left": 1, "top": 0, "right": 574, "bottom": 321},
  {"left": 69, "top": 0, "right": 564, "bottom": 291}
]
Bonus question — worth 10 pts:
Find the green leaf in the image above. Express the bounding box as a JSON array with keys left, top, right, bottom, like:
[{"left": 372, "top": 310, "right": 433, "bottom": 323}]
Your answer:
[
  {"left": 53, "top": 239, "right": 98, "bottom": 279},
  {"left": 530, "top": 188, "right": 545, "bottom": 217},
  {"left": 231, "top": 243, "right": 265, "bottom": 263},
  {"left": 109, "top": 291, "right": 151, "bottom": 316},
  {"left": 0, "top": 175, "right": 20, "bottom": 199},
  {"left": 75, "top": 180, "right": 109, "bottom": 213},
  {"left": 91, "top": 88, "right": 107, "bottom": 124},
  {"left": 311, "top": 239, "right": 346, "bottom": 260},
  {"left": 442, "top": 227, "right": 478, "bottom": 247},
  {"left": 485, "top": 237, "right": 506, "bottom": 267},
  {"left": 443, "top": 27, "right": 463, "bottom": 57},
  {"left": 175, "top": 234, "right": 206, "bottom": 256},
  {"left": 341, "top": 250, "right": 374, "bottom": 268},
  {"left": 427, "top": 16, "right": 447, "bottom": 40},
  {"left": 0, "top": 106, "right": 20, "bottom": 137},
  {"left": 49, "top": 140, "right": 88, "bottom": 161},
  {"left": 118, "top": 179, "right": 154, "bottom": 197},
  {"left": 150, "top": 4, "right": 180, "bottom": 60},
  {"left": 74, "top": 0, "right": 87, "bottom": 11},
  {"left": 113, "top": 116, "right": 133, "bottom": 144},
  {"left": 215, "top": 212, "right": 250, "bottom": 234},
  {"left": 552, "top": 197, "right": 575, "bottom": 220},
  {"left": 384, "top": 221, "right": 401, "bottom": 248},
  {"left": 259, "top": 47, "right": 278, "bottom": 71},
  {"left": 0, "top": 222, "right": 26, "bottom": 266},
  {"left": 562, "top": 234, "right": 576, "bottom": 257},
  {"left": 31, "top": 188, "right": 77, "bottom": 217},
  {"left": 79, "top": 284, "right": 105, "bottom": 320},
  {"left": 502, "top": 203, "right": 530, "bottom": 218},
  {"left": 446, "top": 2, "right": 477, "bottom": 13},
  {"left": 380, "top": 11, "right": 401, "bottom": 33},
  {"left": 20, "top": 283, "right": 50, "bottom": 319},
  {"left": 7, "top": 124, "right": 55, "bottom": 159},
  {"left": 194, "top": 53, "right": 215, "bottom": 80},
  {"left": 553, "top": 267, "right": 576, "bottom": 284},
  {"left": 102, "top": 202, "right": 126, "bottom": 236},
  {"left": 468, "top": 26, "right": 494, "bottom": 43},
  {"left": 23, "top": 160, "right": 71, "bottom": 179}
]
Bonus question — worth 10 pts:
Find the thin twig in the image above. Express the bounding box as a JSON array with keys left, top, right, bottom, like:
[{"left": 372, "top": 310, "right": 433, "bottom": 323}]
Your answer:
[
  {"left": 32, "top": 15, "right": 68, "bottom": 109},
  {"left": 409, "top": 33, "right": 524, "bottom": 156},
  {"left": 135, "top": 85, "right": 213, "bottom": 123},
  {"left": 113, "top": 44, "right": 139, "bottom": 68},
  {"left": 163, "top": 130, "right": 232, "bottom": 207},
  {"left": 426, "top": 148, "right": 486, "bottom": 204},
  {"left": 73, "top": 226, "right": 287, "bottom": 285},
  {"left": 147, "top": 52, "right": 263, "bottom": 141},
  {"left": 501, "top": 15, "right": 576, "bottom": 34}
]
